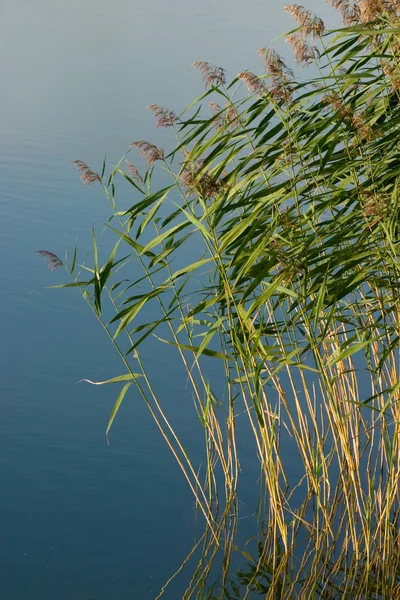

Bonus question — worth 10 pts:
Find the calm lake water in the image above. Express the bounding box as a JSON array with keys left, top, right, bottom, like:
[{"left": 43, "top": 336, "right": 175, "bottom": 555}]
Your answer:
[{"left": 1, "top": 1, "right": 338, "bottom": 598}]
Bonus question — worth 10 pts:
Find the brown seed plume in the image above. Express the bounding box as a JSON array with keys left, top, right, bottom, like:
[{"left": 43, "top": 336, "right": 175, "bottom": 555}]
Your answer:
[
  {"left": 72, "top": 160, "right": 102, "bottom": 187},
  {"left": 285, "top": 34, "right": 319, "bottom": 66},
  {"left": 258, "top": 48, "right": 295, "bottom": 101},
  {"left": 325, "top": 0, "right": 361, "bottom": 25},
  {"left": 359, "top": 0, "right": 399, "bottom": 22},
  {"left": 322, "top": 91, "right": 373, "bottom": 140},
  {"left": 284, "top": 5, "right": 324, "bottom": 66},
  {"left": 210, "top": 101, "right": 239, "bottom": 129},
  {"left": 129, "top": 141, "right": 165, "bottom": 166},
  {"left": 180, "top": 159, "right": 223, "bottom": 198},
  {"left": 209, "top": 101, "right": 224, "bottom": 130},
  {"left": 193, "top": 61, "right": 226, "bottom": 88},
  {"left": 284, "top": 4, "right": 325, "bottom": 37},
  {"left": 259, "top": 48, "right": 294, "bottom": 79},
  {"left": 125, "top": 160, "right": 144, "bottom": 185},
  {"left": 146, "top": 104, "right": 177, "bottom": 128},
  {"left": 237, "top": 71, "right": 266, "bottom": 95},
  {"left": 383, "top": 61, "right": 400, "bottom": 92},
  {"left": 36, "top": 250, "right": 63, "bottom": 271}
]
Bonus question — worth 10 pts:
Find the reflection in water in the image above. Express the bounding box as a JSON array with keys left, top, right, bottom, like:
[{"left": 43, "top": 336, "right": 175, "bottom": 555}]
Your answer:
[{"left": 164, "top": 504, "right": 400, "bottom": 598}]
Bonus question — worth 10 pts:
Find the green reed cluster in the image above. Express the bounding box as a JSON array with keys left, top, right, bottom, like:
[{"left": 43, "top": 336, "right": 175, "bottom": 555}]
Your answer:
[{"left": 42, "top": 3, "right": 400, "bottom": 598}]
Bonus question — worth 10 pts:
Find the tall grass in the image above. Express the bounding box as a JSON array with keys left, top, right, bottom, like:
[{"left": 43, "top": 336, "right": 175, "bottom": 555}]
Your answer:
[{"left": 40, "top": 2, "right": 400, "bottom": 597}]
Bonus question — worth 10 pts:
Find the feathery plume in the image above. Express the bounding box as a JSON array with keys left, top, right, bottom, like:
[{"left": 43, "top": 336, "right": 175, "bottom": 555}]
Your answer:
[
  {"left": 225, "top": 102, "right": 239, "bottom": 127},
  {"left": 36, "top": 250, "right": 63, "bottom": 271},
  {"left": 209, "top": 101, "right": 224, "bottom": 130},
  {"left": 125, "top": 160, "right": 144, "bottom": 185},
  {"left": 237, "top": 71, "right": 266, "bottom": 95},
  {"left": 146, "top": 104, "right": 177, "bottom": 128},
  {"left": 209, "top": 101, "right": 239, "bottom": 129},
  {"left": 386, "top": 0, "right": 400, "bottom": 16},
  {"left": 72, "top": 160, "right": 102, "bottom": 187},
  {"left": 129, "top": 141, "right": 165, "bottom": 166},
  {"left": 323, "top": 91, "right": 373, "bottom": 140},
  {"left": 359, "top": 187, "right": 388, "bottom": 220},
  {"left": 284, "top": 5, "right": 324, "bottom": 66},
  {"left": 359, "top": 0, "right": 399, "bottom": 22},
  {"left": 352, "top": 114, "right": 374, "bottom": 141},
  {"left": 193, "top": 61, "right": 226, "bottom": 88},
  {"left": 258, "top": 48, "right": 295, "bottom": 101},
  {"left": 322, "top": 91, "right": 353, "bottom": 120},
  {"left": 359, "top": 0, "right": 383, "bottom": 22},
  {"left": 382, "top": 61, "right": 400, "bottom": 92},
  {"left": 284, "top": 5, "right": 325, "bottom": 37},
  {"left": 325, "top": 0, "right": 360, "bottom": 25},
  {"left": 285, "top": 34, "right": 320, "bottom": 66},
  {"left": 180, "top": 159, "right": 223, "bottom": 198},
  {"left": 259, "top": 48, "right": 293, "bottom": 79}
]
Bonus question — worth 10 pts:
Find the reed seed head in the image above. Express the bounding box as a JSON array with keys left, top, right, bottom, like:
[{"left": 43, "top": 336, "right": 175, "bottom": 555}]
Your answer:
[
  {"left": 284, "top": 4, "right": 325, "bottom": 37},
  {"left": 146, "top": 104, "right": 177, "bottom": 128},
  {"left": 209, "top": 101, "right": 239, "bottom": 129},
  {"left": 383, "top": 61, "right": 400, "bottom": 91},
  {"left": 258, "top": 48, "right": 295, "bottom": 101},
  {"left": 129, "top": 141, "right": 165, "bottom": 166},
  {"left": 285, "top": 34, "right": 320, "bottom": 66},
  {"left": 125, "top": 160, "right": 144, "bottom": 185},
  {"left": 180, "top": 160, "right": 223, "bottom": 198},
  {"left": 323, "top": 91, "right": 353, "bottom": 120},
  {"left": 325, "top": 0, "right": 361, "bottom": 25},
  {"left": 259, "top": 48, "right": 293, "bottom": 79},
  {"left": 209, "top": 101, "right": 224, "bottom": 130},
  {"left": 193, "top": 61, "right": 226, "bottom": 88},
  {"left": 36, "top": 250, "right": 63, "bottom": 271},
  {"left": 360, "top": 188, "right": 388, "bottom": 219},
  {"left": 72, "top": 160, "right": 102, "bottom": 187},
  {"left": 284, "top": 5, "right": 324, "bottom": 67},
  {"left": 225, "top": 103, "right": 239, "bottom": 127},
  {"left": 361, "top": 0, "right": 400, "bottom": 21},
  {"left": 237, "top": 71, "right": 266, "bottom": 95},
  {"left": 359, "top": 0, "right": 384, "bottom": 22},
  {"left": 323, "top": 92, "right": 374, "bottom": 141}
]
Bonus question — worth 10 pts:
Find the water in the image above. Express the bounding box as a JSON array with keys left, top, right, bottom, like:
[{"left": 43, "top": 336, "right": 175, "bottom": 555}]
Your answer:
[{"left": 1, "top": 1, "right": 339, "bottom": 598}]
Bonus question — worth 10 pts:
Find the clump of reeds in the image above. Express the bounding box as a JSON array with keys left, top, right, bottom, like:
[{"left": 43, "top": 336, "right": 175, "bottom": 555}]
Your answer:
[{"left": 41, "top": 2, "right": 400, "bottom": 597}]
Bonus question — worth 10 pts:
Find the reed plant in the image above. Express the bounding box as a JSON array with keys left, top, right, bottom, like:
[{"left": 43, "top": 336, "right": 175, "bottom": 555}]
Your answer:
[{"left": 40, "top": 2, "right": 400, "bottom": 597}]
